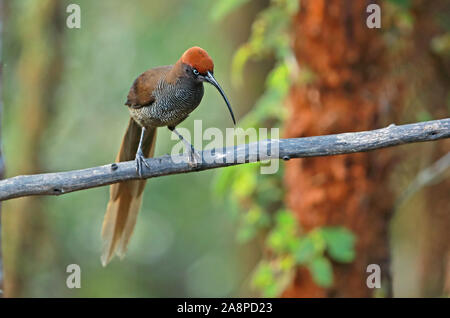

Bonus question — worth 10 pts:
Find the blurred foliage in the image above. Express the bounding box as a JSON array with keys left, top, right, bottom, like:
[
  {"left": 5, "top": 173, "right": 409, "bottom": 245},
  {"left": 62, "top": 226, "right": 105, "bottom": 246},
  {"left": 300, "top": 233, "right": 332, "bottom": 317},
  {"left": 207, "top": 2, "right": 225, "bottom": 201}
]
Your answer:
[
  {"left": 3, "top": 0, "right": 447, "bottom": 298},
  {"left": 210, "top": 0, "right": 251, "bottom": 22},
  {"left": 212, "top": 0, "right": 356, "bottom": 297},
  {"left": 431, "top": 33, "right": 450, "bottom": 57},
  {"left": 384, "top": 0, "right": 450, "bottom": 297},
  {"left": 387, "top": 0, "right": 412, "bottom": 10},
  {"left": 249, "top": 210, "right": 355, "bottom": 296}
]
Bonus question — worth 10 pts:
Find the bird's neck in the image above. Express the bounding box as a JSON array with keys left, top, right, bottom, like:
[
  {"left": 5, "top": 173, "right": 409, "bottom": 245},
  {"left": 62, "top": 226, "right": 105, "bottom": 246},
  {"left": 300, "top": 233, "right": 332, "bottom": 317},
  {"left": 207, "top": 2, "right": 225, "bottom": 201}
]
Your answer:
[{"left": 166, "top": 59, "right": 186, "bottom": 84}]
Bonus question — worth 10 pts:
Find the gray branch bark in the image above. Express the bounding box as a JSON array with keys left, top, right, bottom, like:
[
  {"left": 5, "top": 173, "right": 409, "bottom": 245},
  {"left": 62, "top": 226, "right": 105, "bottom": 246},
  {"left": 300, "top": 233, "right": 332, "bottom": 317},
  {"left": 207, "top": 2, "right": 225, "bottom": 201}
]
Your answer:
[{"left": 0, "top": 118, "right": 448, "bottom": 202}]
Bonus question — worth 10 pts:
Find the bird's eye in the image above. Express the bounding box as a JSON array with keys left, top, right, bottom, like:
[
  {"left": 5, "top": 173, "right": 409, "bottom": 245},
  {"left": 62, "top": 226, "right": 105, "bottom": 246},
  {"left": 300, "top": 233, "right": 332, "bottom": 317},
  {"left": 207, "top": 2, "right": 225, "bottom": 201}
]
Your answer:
[{"left": 193, "top": 69, "right": 199, "bottom": 76}]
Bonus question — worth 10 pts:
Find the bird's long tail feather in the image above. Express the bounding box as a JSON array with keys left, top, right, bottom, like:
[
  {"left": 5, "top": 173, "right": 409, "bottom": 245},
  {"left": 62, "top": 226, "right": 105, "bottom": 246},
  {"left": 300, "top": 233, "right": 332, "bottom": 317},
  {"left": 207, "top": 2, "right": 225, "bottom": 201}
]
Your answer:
[{"left": 101, "top": 119, "right": 157, "bottom": 266}]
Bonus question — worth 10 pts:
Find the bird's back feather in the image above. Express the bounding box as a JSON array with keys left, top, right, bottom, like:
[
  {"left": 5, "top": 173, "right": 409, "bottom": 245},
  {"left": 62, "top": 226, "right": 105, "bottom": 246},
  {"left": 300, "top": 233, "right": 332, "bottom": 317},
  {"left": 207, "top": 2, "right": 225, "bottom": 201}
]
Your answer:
[{"left": 125, "top": 65, "right": 172, "bottom": 108}]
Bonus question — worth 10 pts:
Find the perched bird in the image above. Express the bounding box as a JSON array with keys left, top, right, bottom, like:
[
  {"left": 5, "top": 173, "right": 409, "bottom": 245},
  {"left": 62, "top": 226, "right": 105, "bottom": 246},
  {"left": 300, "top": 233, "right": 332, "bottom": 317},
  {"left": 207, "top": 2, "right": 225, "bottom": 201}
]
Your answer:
[{"left": 101, "top": 47, "right": 235, "bottom": 266}]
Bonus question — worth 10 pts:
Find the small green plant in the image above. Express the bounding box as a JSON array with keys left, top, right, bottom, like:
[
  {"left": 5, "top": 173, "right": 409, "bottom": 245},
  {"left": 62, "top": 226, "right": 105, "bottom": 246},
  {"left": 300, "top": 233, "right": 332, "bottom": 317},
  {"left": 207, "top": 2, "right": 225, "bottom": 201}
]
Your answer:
[{"left": 249, "top": 210, "right": 356, "bottom": 296}]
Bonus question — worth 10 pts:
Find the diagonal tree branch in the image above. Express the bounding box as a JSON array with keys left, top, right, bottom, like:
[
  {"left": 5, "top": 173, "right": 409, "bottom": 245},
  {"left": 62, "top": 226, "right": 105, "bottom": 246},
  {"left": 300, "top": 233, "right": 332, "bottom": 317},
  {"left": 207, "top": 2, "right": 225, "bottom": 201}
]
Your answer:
[
  {"left": 0, "top": 118, "right": 448, "bottom": 202},
  {"left": 396, "top": 151, "right": 450, "bottom": 208}
]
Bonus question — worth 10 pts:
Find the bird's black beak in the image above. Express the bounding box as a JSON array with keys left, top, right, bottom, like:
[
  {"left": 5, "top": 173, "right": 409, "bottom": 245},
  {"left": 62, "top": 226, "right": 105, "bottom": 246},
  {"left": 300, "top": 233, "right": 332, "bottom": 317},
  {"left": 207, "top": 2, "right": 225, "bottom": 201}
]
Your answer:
[{"left": 204, "top": 71, "right": 236, "bottom": 125}]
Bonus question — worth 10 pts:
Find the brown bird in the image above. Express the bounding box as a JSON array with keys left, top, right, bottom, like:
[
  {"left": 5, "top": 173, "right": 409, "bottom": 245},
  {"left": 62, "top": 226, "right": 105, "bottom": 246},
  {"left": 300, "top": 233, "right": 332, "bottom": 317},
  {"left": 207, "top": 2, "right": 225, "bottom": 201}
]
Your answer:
[{"left": 101, "top": 47, "right": 235, "bottom": 266}]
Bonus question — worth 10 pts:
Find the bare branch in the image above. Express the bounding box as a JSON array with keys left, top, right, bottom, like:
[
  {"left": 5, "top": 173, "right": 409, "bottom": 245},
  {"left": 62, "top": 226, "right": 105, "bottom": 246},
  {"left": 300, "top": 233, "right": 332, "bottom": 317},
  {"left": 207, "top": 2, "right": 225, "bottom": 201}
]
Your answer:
[
  {"left": 0, "top": 118, "right": 448, "bottom": 202},
  {"left": 396, "top": 151, "right": 450, "bottom": 207}
]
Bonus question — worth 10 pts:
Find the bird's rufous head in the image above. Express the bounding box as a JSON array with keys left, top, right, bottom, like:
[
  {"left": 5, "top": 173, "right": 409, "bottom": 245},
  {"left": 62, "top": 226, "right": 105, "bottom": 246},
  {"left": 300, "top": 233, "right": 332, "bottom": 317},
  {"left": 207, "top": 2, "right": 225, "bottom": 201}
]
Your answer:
[
  {"left": 179, "top": 46, "right": 235, "bottom": 125},
  {"left": 181, "top": 46, "right": 214, "bottom": 75}
]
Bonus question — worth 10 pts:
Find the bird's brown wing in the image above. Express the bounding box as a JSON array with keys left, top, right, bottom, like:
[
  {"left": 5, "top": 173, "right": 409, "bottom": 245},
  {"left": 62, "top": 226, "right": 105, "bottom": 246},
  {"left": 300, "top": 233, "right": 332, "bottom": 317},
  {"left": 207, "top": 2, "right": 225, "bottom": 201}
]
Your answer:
[
  {"left": 102, "top": 65, "right": 172, "bottom": 266},
  {"left": 125, "top": 65, "right": 172, "bottom": 108}
]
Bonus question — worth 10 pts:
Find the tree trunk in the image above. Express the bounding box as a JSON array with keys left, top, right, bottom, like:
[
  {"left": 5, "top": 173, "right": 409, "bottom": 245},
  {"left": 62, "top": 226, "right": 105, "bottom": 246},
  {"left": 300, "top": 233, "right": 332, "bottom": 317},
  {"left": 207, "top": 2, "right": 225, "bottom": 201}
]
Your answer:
[
  {"left": 3, "top": 0, "right": 65, "bottom": 297},
  {"left": 282, "top": 0, "right": 398, "bottom": 297},
  {"left": 410, "top": 0, "right": 450, "bottom": 297}
]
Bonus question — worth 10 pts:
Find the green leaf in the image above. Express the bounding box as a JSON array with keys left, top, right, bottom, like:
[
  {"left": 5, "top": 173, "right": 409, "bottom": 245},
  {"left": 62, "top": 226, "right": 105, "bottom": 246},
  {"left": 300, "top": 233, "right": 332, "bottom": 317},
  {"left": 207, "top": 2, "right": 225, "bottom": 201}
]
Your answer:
[
  {"left": 210, "top": 0, "right": 251, "bottom": 22},
  {"left": 251, "top": 262, "right": 275, "bottom": 290},
  {"left": 266, "top": 62, "right": 289, "bottom": 95},
  {"left": 275, "top": 210, "right": 296, "bottom": 231},
  {"left": 279, "top": 255, "right": 295, "bottom": 271},
  {"left": 266, "top": 210, "right": 299, "bottom": 253},
  {"left": 267, "top": 230, "right": 289, "bottom": 253},
  {"left": 294, "top": 237, "right": 316, "bottom": 264},
  {"left": 321, "top": 227, "right": 356, "bottom": 263},
  {"left": 231, "top": 44, "right": 254, "bottom": 86},
  {"left": 310, "top": 230, "right": 327, "bottom": 254},
  {"left": 244, "top": 205, "right": 263, "bottom": 224},
  {"left": 308, "top": 256, "right": 333, "bottom": 288}
]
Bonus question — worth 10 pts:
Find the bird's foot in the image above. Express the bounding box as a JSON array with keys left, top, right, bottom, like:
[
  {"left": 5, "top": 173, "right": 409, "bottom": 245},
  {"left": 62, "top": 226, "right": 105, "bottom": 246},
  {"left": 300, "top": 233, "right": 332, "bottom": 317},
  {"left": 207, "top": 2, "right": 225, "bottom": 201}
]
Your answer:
[
  {"left": 187, "top": 146, "right": 201, "bottom": 168},
  {"left": 135, "top": 149, "right": 151, "bottom": 177}
]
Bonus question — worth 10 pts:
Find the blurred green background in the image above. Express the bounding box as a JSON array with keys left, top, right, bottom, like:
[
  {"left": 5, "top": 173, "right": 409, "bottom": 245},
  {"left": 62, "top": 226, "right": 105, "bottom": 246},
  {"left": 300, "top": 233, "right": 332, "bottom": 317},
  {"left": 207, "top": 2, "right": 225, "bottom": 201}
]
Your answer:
[
  {"left": 2, "top": 0, "right": 264, "bottom": 297},
  {"left": 1, "top": 0, "right": 449, "bottom": 298}
]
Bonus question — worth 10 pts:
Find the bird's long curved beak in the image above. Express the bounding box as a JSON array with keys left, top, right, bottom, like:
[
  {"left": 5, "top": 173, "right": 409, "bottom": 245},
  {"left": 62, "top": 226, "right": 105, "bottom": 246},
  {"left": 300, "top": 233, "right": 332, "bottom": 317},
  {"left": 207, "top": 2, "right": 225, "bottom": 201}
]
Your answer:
[{"left": 204, "top": 71, "right": 236, "bottom": 125}]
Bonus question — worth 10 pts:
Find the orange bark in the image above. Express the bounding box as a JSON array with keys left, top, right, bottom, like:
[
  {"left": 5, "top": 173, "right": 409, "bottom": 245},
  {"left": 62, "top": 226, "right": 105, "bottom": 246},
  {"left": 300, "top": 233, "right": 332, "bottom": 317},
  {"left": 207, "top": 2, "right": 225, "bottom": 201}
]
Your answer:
[{"left": 283, "top": 0, "right": 398, "bottom": 297}]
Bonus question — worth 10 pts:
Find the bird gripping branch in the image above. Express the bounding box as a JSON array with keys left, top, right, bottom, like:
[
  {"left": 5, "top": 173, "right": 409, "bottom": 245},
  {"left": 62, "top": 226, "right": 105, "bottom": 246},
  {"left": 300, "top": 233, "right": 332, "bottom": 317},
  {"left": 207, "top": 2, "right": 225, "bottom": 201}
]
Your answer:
[{"left": 101, "top": 47, "right": 235, "bottom": 266}]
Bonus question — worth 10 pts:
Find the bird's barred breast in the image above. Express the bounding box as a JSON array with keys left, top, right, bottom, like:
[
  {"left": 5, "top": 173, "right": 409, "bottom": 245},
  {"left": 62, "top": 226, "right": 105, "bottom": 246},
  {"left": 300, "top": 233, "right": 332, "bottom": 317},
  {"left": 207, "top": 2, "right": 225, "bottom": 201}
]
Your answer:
[{"left": 128, "top": 77, "right": 204, "bottom": 128}]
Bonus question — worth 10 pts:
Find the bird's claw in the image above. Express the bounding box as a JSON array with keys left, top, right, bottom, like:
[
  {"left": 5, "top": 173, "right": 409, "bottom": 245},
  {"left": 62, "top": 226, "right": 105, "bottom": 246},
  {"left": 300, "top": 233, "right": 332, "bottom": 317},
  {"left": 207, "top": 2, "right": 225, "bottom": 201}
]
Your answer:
[
  {"left": 187, "top": 147, "right": 201, "bottom": 168},
  {"left": 135, "top": 150, "right": 150, "bottom": 177}
]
